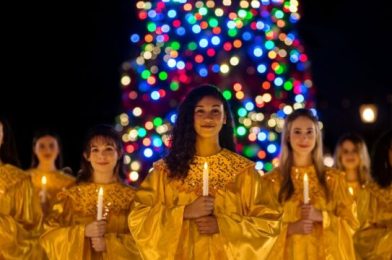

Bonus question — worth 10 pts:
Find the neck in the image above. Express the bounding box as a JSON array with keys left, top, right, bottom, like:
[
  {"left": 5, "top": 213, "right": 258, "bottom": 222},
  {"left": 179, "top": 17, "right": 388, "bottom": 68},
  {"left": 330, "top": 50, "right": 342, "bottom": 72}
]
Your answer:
[
  {"left": 345, "top": 169, "right": 358, "bottom": 182},
  {"left": 195, "top": 137, "right": 221, "bottom": 157},
  {"left": 293, "top": 153, "right": 313, "bottom": 167},
  {"left": 37, "top": 161, "right": 57, "bottom": 172},
  {"left": 93, "top": 170, "right": 116, "bottom": 184}
]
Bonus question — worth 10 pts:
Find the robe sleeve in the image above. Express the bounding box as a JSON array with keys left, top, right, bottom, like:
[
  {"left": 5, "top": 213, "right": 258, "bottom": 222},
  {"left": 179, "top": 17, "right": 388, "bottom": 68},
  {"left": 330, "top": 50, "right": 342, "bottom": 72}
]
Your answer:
[
  {"left": 128, "top": 164, "right": 185, "bottom": 259},
  {"left": 354, "top": 185, "right": 392, "bottom": 259},
  {"left": 216, "top": 167, "right": 282, "bottom": 259},
  {"left": 39, "top": 196, "right": 86, "bottom": 260},
  {"left": 322, "top": 172, "right": 359, "bottom": 259},
  {"left": 0, "top": 174, "right": 43, "bottom": 259},
  {"left": 103, "top": 232, "right": 142, "bottom": 260}
]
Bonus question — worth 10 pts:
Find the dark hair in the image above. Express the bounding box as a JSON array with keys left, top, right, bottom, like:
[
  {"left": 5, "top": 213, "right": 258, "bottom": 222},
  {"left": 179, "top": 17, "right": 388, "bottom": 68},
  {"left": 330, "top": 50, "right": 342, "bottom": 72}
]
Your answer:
[
  {"left": 31, "top": 129, "right": 63, "bottom": 169},
  {"left": 164, "top": 84, "right": 235, "bottom": 179},
  {"left": 77, "top": 124, "right": 124, "bottom": 183},
  {"left": 277, "top": 108, "right": 328, "bottom": 202},
  {"left": 0, "top": 115, "right": 20, "bottom": 167},
  {"left": 371, "top": 129, "right": 392, "bottom": 188}
]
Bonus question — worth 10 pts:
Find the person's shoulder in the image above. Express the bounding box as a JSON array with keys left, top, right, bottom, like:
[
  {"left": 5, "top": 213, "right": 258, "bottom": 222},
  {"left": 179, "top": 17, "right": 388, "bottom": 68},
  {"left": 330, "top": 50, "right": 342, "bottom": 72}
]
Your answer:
[
  {"left": 324, "top": 166, "right": 344, "bottom": 181},
  {"left": 220, "top": 149, "right": 255, "bottom": 169},
  {"left": 0, "top": 163, "right": 30, "bottom": 185},
  {"left": 261, "top": 167, "right": 281, "bottom": 182}
]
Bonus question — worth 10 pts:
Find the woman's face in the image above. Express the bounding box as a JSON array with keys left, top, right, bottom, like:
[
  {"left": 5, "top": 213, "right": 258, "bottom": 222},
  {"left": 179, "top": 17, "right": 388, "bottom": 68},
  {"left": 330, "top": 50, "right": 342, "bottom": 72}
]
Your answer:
[
  {"left": 85, "top": 136, "right": 119, "bottom": 175},
  {"left": 339, "top": 140, "right": 360, "bottom": 171},
  {"left": 193, "top": 96, "right": 226, "bottom": 139},
  {"left": 34, "top": 135, "right": 60, "bottom": 164},
  {"left": 288, "top": 116, "right": 317, "bottom": 156}
]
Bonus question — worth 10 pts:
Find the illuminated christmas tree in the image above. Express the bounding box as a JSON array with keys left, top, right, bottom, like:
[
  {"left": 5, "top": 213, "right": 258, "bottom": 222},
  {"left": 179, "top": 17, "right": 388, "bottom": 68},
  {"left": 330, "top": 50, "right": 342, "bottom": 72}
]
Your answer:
[{"left": 116, "top": 0, "right": 315, "bottom": 184}]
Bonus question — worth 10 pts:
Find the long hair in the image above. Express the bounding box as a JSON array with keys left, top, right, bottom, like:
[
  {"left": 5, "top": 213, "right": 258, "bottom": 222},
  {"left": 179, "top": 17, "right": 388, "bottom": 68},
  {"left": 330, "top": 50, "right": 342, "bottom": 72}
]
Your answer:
[
  {"left": 164, "top": 84, "right": 235, "bottom": 179},
  {"left": 31, "top": 129, "right": 63, "bottom": 169},
  {"left": 370, "top": 129, "right": 392, "bottom": 188},
  {"left": 77, "top": 124, "right": 124, "bottom": 183},
  {"left": 334, "top": 133, "right": 370, "bottom": 185},
  {"left": 278, "top": 108, "right": 327, "bottom": 202},
  {"left": 0, "top": 115, "right": 20, "bottom": 167}
]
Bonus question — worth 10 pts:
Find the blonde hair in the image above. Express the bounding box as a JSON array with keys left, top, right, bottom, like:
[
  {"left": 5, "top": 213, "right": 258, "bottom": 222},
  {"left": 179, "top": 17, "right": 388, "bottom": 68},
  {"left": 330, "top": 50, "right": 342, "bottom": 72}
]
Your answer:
[
  {"left": 278, "top": 108, "right": 327, "bottom": 202},
  {"left": 334, "top": 133, "right": 370, "bottom": 185}
]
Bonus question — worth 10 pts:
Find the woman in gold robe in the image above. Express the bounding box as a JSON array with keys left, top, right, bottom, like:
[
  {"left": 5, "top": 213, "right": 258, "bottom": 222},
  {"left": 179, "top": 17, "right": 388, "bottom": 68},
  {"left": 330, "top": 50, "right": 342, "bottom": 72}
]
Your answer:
[
  {"left": 0, "top": 115, "right": 43, "bottom": 259},
  {"left": 27, "top": 130, "right": 75, "bottom": 215},
  {"left": 128, "top": 85, "right": 281, "bottom": 259},
  {"left": 40, "top": 124, "right": 141, "bottom": 260},
  {"left": 262, "top": 108, "right": 358, "bottom": 259},
  {"left": 333, "top": 133, "right": 371, "bottom": 200},
  {"left": 355, "top": 129, "right": 392, "bottom": 259}
]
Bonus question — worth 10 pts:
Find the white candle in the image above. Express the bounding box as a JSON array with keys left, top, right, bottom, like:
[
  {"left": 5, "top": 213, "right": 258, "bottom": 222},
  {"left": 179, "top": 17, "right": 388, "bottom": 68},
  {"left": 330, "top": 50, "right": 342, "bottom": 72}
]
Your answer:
[
  {"left": 303, "top": 173, "right": 309, "bottom": 204},
  {"left": 202, "top": 162, "right": 209, "bottom": 196},
  {"left": 40, "top": 175, "right": 47, "bottom": 203},
  {"left": 97, "top": 187, "right": 104, "bottom": 220}
]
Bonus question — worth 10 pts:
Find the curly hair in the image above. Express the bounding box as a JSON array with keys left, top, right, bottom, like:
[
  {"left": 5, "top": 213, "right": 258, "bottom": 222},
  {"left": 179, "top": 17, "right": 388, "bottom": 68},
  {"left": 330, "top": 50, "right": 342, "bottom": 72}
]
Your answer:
[
  {"left": 371, "top": 129, "right": 392, "bottom": 188},
  {"left": 164, "top": 84, "right": 235, "bottom": 179},
  {"left": 77, "top": 124, "right": 124, "bottom": 183},
  {"left": 0, "top": 115, "right": 20, "bottom": 167}
]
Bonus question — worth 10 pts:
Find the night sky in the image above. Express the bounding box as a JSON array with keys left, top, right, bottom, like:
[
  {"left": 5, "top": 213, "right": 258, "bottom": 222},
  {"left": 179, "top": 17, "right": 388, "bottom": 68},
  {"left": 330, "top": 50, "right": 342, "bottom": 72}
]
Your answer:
[{"left": 2, "top": 0, "right": 391, "bottom": 171}]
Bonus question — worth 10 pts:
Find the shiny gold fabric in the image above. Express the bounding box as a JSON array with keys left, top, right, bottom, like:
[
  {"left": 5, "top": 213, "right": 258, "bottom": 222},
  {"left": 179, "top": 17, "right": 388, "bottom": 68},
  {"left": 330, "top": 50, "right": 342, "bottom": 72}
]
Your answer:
[
  {"left": 128, "top": 149, "right": 281, "bottom": 259},
  {"left": 28, "top": 169, "right": 75, "bottom": 210},
  {"left": 40, "top": 182, "right": 141, "bottom": 260},
  {"left": 263, "top": 166, "right": 358, "bottom": 259},
  {"left": 0, "top": 163, "right": 44, "bottom": 259},
  {"left": 355, "top": 182, "right": 392, "bottom": 260}
]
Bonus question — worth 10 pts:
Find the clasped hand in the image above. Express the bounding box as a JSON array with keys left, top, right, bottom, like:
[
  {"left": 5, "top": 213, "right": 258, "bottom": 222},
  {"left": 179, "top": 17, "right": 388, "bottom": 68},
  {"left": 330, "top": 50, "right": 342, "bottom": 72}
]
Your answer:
[
  {"left": 85, "top": 220, "right": 107, "bottom": 252},
  {"left": 184, "top": 196, "right": 219, "bottom": 235},
  {"left": 287, "top": 204, "right": 323, "bottom": 235}
]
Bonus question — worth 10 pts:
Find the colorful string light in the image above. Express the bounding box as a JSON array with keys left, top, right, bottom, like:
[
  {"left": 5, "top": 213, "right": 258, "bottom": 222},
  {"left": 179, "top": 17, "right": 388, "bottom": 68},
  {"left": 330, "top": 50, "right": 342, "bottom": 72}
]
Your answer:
[{"left": 118, "top": 0, "right": 315, "bottom": 183}]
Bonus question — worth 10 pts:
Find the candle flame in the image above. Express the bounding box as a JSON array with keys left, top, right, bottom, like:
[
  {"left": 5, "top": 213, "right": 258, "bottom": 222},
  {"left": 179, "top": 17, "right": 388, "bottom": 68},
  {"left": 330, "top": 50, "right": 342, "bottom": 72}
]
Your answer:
[
  {"left": 98, "top": 187, "right": 104, "bottom": 195},
  {"left": 204, "top": 162, "right": 208, "bottom": 170},
  {"left": 41, "top": 175, "right": 47, "bottom": 185},
  {"left": 303, "top": 173, "right": 308, "bottom": 182},
  {"left": 348, "top": 187, "right": 354, "bottom": 196}
]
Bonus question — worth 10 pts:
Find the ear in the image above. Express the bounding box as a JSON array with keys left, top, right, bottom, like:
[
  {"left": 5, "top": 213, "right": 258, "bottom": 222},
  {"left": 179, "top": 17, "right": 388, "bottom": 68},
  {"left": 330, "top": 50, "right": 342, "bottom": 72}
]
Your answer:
[{"left": 83, "top": 152, "right": 90, "bottom": 161}]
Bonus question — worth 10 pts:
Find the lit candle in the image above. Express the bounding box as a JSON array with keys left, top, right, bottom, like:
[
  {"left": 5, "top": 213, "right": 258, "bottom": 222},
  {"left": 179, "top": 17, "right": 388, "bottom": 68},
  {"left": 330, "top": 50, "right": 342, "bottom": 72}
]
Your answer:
[
  {"left": 303, "top": 173, "right": 309, "bottom": 204},
  {"left": 348, "top": 187, "right": 354, "bottom": 196},
  {"left": 97, "top": 187, "right": 104, "bottom": 220},
  {"left": 202, "top": 162, "right": 209, "bottom": 196},
  {"left": 40, "top": 175, "right": 47, "bottom": 203}
]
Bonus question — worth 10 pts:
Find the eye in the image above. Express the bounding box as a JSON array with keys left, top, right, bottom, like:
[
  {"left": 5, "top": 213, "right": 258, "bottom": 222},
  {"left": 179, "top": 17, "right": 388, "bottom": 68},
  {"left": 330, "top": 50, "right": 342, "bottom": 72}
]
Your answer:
[{"left": 90, "top": 147, "right": 99, "bottom": 153}]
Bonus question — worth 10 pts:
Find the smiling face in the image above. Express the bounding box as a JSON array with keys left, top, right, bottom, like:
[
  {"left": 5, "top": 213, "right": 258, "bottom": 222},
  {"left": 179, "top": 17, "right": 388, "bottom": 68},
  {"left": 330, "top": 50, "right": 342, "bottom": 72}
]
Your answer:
[
  {"left": 339, "top": 140, "right": 361, "bottom": 171},
  {"left": 33, "top": 135, "right": 60, "bottom": 164},
  {"left": 85, "top": 136, "right": 120, "bottom": 176},
  {"left": 193, "top": 96, "right": 226, "bottom": 140},
  {"left": 288, "top": 116, "right": 317, "bottom": 157}
]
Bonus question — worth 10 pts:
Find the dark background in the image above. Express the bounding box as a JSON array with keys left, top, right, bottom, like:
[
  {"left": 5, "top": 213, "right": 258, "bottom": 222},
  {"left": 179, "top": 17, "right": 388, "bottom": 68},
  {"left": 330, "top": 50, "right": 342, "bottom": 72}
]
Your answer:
[{"left": 1, "top": 0, "right": 391, "bottom": 171}]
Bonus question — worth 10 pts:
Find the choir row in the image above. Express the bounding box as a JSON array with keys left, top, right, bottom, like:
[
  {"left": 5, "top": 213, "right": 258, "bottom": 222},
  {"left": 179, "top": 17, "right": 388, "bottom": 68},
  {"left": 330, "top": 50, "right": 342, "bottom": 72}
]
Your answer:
[{"left": 0, "top": 85, "right": 391, "bottom": 259}]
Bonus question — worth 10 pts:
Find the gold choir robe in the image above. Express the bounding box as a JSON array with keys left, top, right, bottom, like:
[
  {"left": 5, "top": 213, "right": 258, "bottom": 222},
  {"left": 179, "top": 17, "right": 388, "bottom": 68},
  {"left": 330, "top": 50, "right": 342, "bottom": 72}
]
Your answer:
[
  {"left": 262, "top": 166, "right": 358, "bottom": 259},
  {"left": 355, "top": 182, "right": 392, "bottom": 260},
  {"left": 40, "top": 182, "right": 141, "bottom": 260},
  {"left": 128, "top": 149, "right": 281, "bottom": 260},
  {"left": 28, "top": 168, "right": 75, "bottom": 213},
  {"left": 0, "top": 163, "right": 43, "bottom": 260}
]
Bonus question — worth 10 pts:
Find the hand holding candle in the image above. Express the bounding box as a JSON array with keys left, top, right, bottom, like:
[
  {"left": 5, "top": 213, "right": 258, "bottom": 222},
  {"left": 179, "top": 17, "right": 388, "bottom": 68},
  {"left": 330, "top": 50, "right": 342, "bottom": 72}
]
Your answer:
[
  {"left": 303, "top": 173, "right": 310, "bottom": 204},
  {"left": 97, "top": 187, "right": 104, "bottom": 220},
  {"left": 202, "top": 162, "right": 209, "bottom": 196}
]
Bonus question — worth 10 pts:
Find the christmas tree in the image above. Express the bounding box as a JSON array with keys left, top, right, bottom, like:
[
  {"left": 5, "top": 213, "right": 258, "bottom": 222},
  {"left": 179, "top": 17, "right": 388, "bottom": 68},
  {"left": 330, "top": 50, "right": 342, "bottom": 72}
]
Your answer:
[{"left": 116, "top": 0, "right": 315, "bottom": 184}]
